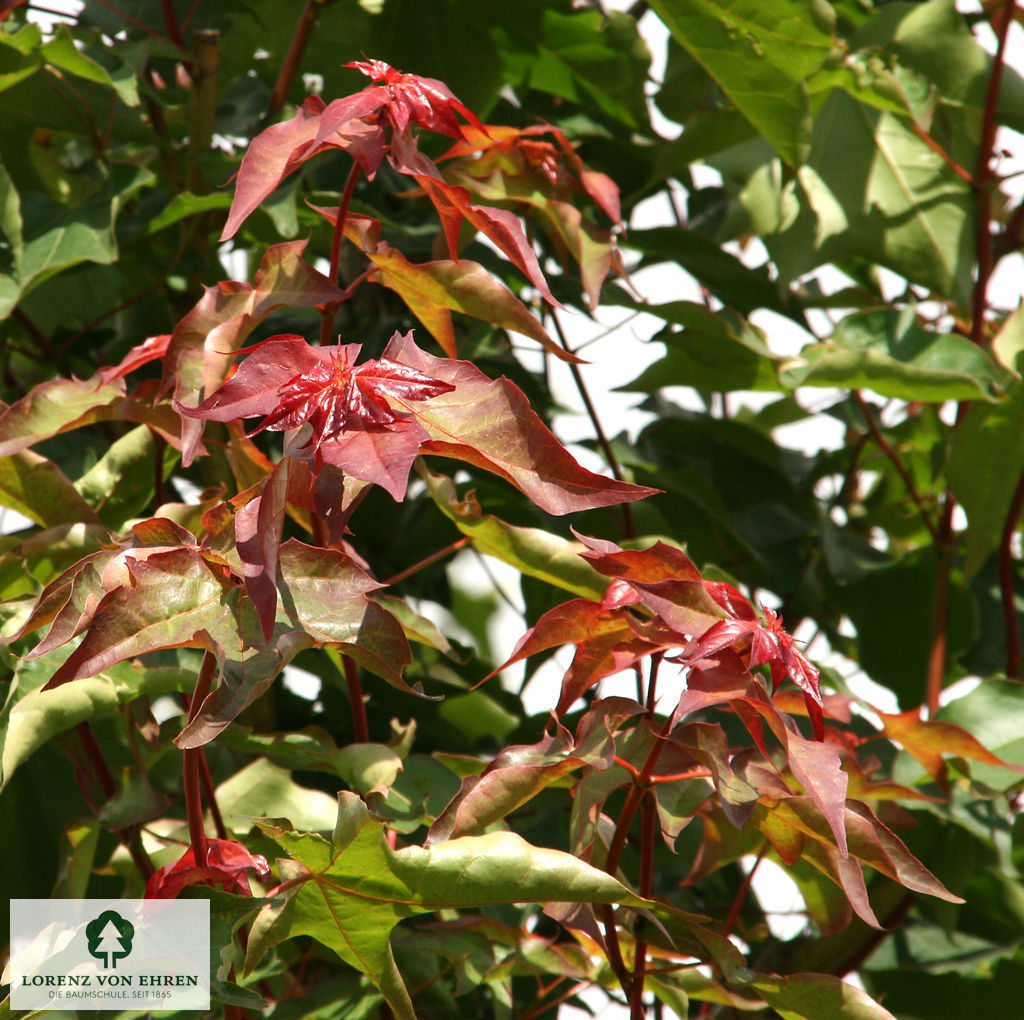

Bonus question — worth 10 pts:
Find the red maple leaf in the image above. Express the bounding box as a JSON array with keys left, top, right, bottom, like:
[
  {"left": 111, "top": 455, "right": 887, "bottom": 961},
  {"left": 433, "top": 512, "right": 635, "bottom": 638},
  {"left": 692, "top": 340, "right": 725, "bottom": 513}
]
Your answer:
[
  {"left": 179, "top": 334, "right": 454, "bottom": 500},
  {"left": 145, "top": 838, "right": 270, "bottom": 899},
  {"left": 687, "top": 583, "right": 824, "bottom": 739},
  {"left": 222, "top": 61, "right": 485, "bottom": 240},
  {"left": 345, "top": 58, "right": 486, "bottom": 140}
]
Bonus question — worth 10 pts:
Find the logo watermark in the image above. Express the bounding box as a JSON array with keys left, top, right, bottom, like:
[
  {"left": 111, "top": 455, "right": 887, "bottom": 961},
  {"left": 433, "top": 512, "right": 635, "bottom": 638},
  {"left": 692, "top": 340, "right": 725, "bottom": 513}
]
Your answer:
[{"left": 8, "top": 899, "right": 210, "bottom": 1010}]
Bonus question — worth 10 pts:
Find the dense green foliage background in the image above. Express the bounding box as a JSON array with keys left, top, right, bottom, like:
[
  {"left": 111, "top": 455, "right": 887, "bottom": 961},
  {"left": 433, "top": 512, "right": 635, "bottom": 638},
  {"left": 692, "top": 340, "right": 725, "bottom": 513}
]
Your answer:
[{"left": 4, "top": 1, "right": 1024, "bottom": 1017}]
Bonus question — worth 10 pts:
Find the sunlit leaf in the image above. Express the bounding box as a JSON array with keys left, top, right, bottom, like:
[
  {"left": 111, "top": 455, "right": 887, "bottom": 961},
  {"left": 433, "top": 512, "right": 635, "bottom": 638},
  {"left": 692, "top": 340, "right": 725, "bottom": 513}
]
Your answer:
[
  {"left": 648, "top": 0, "right": 835, "bottom": 166},
  {"left": 383, "top": 332, "right": 658, "bottom": 513},
  {"left": 323, "top": 208, "right": 567, "bottom": 359},
  {"left": 0, "top": 449, "right": 101, "bottom": 528},
  {"left": 752, "top": 972, "right": 897, "bottom": 1020},
  {"left": 424, "top": 469, "right": 608, "bottom": 599},
  {"left": 880, "top": 707, "right": 1024, "bottom": 793},
  {"left": 780, "top": 309, "right": 1012, "bottom": 401}
]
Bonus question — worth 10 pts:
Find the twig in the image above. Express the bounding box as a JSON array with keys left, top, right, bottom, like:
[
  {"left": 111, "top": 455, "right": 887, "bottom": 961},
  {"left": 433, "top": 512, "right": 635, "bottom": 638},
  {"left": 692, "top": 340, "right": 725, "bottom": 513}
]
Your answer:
[
  {"left": 910, "top": 122, "right": 975, "bottom": 186},
  {"left": 197, "top": 747, "right": 228, "bottom": 839},
  {"left": 11, "top": 307, "right": 56, "bottom": 359},
  {"left": 161, "top": 0, "right": 186, "bottom": 51},
  {"left": 89, "top": 0, "right": 164, "bottom": 39},
  {"left": 319, "top": 162, "right": 362, "bottom": 345},
  {"left": 601, "top": 708, "right": 676, "bottom": 998},
  {"left": 925, "top": 497, "right": 956, "bottom": 716},
  {"left": 185, "top": 29, "right": 220, "bottom": 194},
  {"left": 723, "top": 844, "right": 766, "bottom": 938},
  {"left": 853, "top": 392, "right": 940, "bottom": 543},
  {"left": 628, "top": 797, "right": 657, "bottom": 1020},
  {"left": 73, "top": 723, "right": 155, "bottom": 880}
]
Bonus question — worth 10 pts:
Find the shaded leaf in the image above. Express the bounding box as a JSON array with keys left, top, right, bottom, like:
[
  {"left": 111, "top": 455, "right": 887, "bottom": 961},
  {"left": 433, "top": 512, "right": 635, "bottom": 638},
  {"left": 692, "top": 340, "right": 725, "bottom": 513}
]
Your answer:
[
  {"left": 621, "top": 227, "right": 792, "bottom": 318},
  {"left": 618, "top": 301, "right": 784, "bottom": 394},
  {"left": 215, "top": 757, "right": 339, "bottom": 834},
  {"left": 1, "top": 659, "right": 188, "bottom": 790},
  {"left": 947, "top": 379, "right": 1024, "bottom": 577},
  {"left": 256, "top": 792, "right": 654, "bottom": 1020},
  {"left": 0, "top": 165, "right": 151, "bottom": 318}
]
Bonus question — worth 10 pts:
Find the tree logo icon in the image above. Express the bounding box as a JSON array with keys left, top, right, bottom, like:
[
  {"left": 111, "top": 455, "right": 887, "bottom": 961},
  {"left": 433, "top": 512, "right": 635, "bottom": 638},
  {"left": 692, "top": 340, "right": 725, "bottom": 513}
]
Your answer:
[{"left": 85, "top": 910, "right": 135, "bottom": 969}]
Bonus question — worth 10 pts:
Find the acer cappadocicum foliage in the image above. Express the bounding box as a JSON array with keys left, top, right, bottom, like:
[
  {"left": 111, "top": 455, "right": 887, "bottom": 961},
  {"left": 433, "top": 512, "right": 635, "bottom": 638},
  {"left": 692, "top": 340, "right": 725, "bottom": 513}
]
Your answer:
[{"left": 3, "top": 3, "right": 1024, "bottom": 1019}]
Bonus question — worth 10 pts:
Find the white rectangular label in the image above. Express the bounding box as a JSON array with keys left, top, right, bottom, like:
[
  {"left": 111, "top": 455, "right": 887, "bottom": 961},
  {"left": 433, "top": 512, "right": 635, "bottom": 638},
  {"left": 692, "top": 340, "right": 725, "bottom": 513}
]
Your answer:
[{"left": 9, "top": 899, "right": 210, "bottom": 1010}]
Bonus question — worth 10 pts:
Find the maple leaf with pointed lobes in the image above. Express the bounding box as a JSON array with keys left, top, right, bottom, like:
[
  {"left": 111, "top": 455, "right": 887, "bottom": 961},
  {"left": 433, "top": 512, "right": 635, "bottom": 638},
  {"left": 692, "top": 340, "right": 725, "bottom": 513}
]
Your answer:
[
  {"left": 346, "top": 59, "right": 487, "bottom": 141},
  {"left": 221, "top": 61, "right": 485, "bottom": 240},
  {"left": 687, "top": 582, "right": 824, "bottom": 740},
  {"left": 180, "top": 334, "right": 454, "bottom": 501}
]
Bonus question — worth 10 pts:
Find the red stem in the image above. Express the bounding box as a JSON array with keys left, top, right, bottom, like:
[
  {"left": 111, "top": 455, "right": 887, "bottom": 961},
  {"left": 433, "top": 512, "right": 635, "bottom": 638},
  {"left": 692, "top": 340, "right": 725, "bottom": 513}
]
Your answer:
[
  {"left": 601, "top": 699, "right": 676, "bottom": 999},
  {"left": 383, "top": 536, "right": 471, "bottom": 586},
  {"left": 521, "top": 980, "right": 590, "bottom": 1020},
  {"left": 723, "top": 845, "right": 766, "bottom": 938},
  {"left": 161, "top": 0, "right": 187, "bottom": 50},
  {"left": 925, "top": 497, "right": 956, "bottom": 716},
  {"left": 181, "top": 0, "right": 202, "bottom": 29},
  {"left": 266, "top": 0, "right": 324, "bottom": 119},
  {"left": 76, "top": 722, "right": 118, "bottom": 800},
  {"left": 12, "top": 306, "right": 56, "bottom": 359},
  {"left": 343, "top": 655, "right": 370, "bottom": 743},
  {"left": 183, "top": 652, "right": 217, "bottom": 867},
  {"left": 628, "top": 797, "right": 657, "bottom": 1020},
  {"left": 319, "top": 162, "right": 362, "bottom": 345},
  {"left": 999, "top": 468, "right": 1024, "bottom": 677},
  {"left": 198, "top": 747, "right": 228, "bottom": 839},
  {"left": 971, "top": 0, "right": 1017, "bottom": 348},
  {"left": 88, "top": 0, "right": 163, "bottom": 38},
  {"left": 910, "top": 122, "right": 975, "bottom": 185},
  {"left": 73, "top": 723, "right": 155, "bottom": 880}
]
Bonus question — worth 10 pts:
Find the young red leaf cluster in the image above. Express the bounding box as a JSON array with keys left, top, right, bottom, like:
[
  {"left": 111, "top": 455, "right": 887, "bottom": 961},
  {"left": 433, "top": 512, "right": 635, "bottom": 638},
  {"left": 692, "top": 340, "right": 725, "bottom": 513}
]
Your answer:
[
  {"left": 219, "top": 59, "right": 618, "bottom": 317},
  {"left": 219, "top": 58, "right": 485, "bottom": 242},
  {"left": 181, "top": 335, "right": 454, "bottom": 500},
  {"left": 146, "top": 838, "right": 270, "bottom": 898},
  {"left": 497, "top": 533, "right": 825, "bottom": 737}
]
